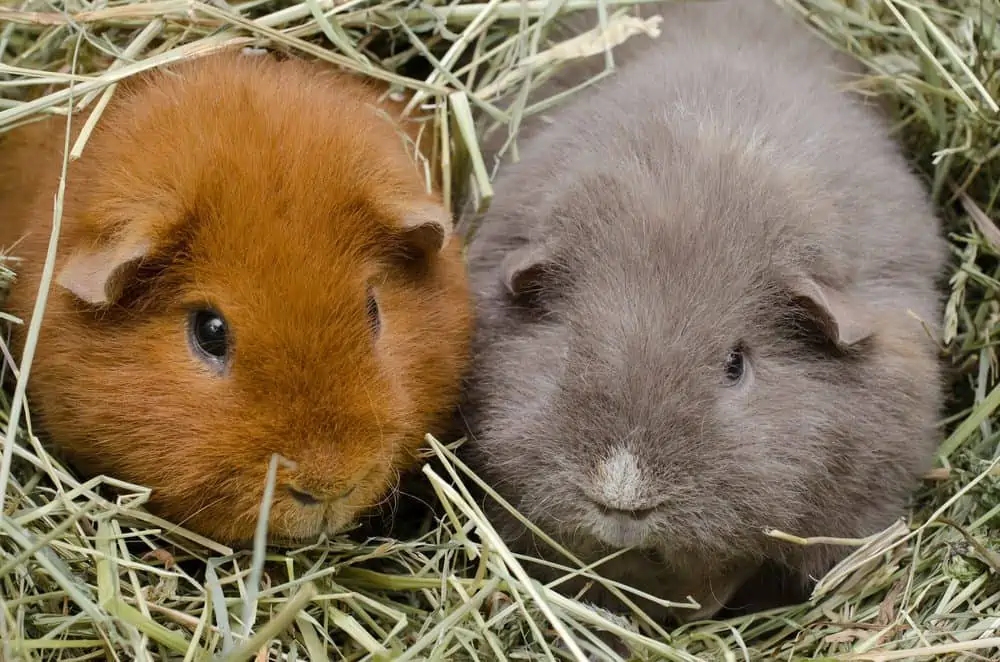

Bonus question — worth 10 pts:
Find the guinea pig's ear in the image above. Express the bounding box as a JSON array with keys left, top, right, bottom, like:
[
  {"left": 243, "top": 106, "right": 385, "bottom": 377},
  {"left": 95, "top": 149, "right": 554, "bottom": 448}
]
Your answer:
[
  {"left": 391, "top": 201, "right": 452, "bottom": 261},
  {"left": 502, "top": 242, "right": 556, "bottom": 302},
  {"left": 56, "top": 229, "right": 153, "bottom": 307},
  {"left": 785, "top": 275, "right": 874, "bottom": 348}
]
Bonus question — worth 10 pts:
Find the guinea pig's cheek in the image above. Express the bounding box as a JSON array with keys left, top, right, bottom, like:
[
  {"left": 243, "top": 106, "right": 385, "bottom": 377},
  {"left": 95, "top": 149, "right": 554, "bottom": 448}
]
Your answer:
[
  {"left": 352, "top": 464, "right": 395, "bottom": 507},
  {"left": 322, "top": 509, "right": 359, "bottom": 536},
  {"left": 371, "top": 341, "right": 413, "bottom": 416},
  {"left": 717, "top": 371, "right": 758, "bottom": 412}
]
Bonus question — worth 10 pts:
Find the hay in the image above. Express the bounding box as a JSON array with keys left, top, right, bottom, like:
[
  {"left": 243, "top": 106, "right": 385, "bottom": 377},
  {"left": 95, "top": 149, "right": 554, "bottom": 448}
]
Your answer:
[{"left": 0, "top": 0, "right": 998, "bottom": 660}]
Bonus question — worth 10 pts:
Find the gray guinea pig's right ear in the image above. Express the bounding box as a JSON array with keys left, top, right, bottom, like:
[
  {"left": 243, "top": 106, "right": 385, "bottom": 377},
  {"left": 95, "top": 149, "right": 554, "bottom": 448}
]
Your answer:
[
  {"left": 785, "top": 274, "right": 875, "bottom": 349},
  {"left": 501, "top": 242, "right": 555, "bottom": 298}
]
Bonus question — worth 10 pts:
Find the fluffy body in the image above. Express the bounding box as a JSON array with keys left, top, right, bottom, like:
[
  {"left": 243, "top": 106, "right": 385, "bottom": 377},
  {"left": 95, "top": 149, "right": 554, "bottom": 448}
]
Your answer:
[
  {"left": 460, "top": 0, "right": 947, "bottom": 621},
  {"left": 0, "top": 52, "right": 472, "bottom": 544}
]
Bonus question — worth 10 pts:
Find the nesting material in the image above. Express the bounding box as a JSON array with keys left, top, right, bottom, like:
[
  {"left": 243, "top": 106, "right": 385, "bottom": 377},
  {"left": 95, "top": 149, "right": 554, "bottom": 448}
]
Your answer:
[{"left": 1, "top": 1, "right": 998, "bottom": 660}]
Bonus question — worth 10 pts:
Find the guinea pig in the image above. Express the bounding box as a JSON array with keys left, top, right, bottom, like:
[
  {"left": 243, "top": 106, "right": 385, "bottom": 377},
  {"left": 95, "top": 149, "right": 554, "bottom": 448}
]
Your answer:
[
  {"left": 459, "top": 0, "right": 947, "bottom": 623},
  {"left": 0, "top": 51, "right": 472, "bottom": 545}
]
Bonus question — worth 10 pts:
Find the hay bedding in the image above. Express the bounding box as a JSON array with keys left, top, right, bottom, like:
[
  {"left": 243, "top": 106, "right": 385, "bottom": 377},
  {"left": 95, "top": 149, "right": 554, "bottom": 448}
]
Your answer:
[{"left": 0, "top": 0, "right": 998, "bottom": 659}]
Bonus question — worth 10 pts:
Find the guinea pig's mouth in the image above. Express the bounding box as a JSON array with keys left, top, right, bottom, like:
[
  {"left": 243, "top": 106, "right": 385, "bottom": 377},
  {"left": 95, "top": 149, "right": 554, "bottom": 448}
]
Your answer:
[
  {"left": 264, "top": 493, "right": 369, "bottom": 541},
  {"left": 583, "top": 507, "right": 658, "bottom": 549},
  {"left": 272, "top": 508, "right": 358, "bottom": 542}
]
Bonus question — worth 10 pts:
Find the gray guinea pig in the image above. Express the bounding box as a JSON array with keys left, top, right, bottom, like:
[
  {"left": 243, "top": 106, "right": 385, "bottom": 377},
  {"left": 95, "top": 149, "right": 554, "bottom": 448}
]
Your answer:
[{"left": 460, "top": 0, "right": 948, "bottom": 623}]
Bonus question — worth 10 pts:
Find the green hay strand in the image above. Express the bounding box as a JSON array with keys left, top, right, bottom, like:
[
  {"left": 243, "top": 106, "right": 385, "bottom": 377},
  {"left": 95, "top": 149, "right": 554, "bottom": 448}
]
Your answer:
[{"left": 2, "top": 0, "right": 1000, "bottom": 660}]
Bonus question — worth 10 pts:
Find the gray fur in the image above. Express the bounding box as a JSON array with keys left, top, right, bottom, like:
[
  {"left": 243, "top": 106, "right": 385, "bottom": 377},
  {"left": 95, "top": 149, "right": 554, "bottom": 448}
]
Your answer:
[{"left": 459, "top": 0, "right": 948, "bottom": 622}]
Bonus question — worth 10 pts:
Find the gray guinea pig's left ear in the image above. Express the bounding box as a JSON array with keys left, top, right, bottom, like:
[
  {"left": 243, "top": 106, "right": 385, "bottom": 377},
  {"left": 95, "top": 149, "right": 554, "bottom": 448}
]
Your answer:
[{"left": 501, "top": 242, "right": 556, "bottom": 298}]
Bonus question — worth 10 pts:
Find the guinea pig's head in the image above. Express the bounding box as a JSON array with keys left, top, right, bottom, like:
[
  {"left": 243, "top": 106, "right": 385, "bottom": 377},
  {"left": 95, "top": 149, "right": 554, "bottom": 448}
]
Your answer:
[
  {"left": 467, "top": 153, "right": 939, "bottom": 568},
  {"left": 24, "top": 53, "right": 471, "bottom": 544}
]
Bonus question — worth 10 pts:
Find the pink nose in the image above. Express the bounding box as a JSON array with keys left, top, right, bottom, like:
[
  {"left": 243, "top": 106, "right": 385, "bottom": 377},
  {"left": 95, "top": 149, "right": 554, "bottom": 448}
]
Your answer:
[{"left": 287, "top": 483, "right": 356, "bottom": 505}]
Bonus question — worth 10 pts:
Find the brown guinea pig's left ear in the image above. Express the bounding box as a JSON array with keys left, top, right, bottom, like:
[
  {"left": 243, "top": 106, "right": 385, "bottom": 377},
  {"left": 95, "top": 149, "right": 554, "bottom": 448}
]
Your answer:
[
  {"left": 390, "top": 201, "right": 453, "bottom": 261},
  {"left": 57, "top": 229, "right": 153, "bottom": 307},
  {"left": 785, "top": 274, "right": 875, "bottom": 348}
]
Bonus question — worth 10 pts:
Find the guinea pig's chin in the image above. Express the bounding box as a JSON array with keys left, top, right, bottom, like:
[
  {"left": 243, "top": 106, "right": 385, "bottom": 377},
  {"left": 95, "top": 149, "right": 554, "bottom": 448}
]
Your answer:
[{"left": 583, "top": 514, "right": 657, "bottom": 550}]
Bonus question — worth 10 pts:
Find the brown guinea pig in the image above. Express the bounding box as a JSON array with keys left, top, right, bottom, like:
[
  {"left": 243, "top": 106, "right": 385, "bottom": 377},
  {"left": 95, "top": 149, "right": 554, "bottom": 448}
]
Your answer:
[{"left": 0, "top": 51, "right": 472, "bottom": 544}]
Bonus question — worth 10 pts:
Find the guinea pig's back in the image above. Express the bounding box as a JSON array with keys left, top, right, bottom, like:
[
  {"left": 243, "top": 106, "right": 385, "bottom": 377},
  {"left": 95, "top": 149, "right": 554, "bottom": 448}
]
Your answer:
[
  {"left": 0, "top": 118, "right": 66, "bottom": 248},
  {"left": 650, "top": 0, "right": 947, "bottom": 317},
  {"left": 476, "top": 0, "right": 946, "bottom": 320}
]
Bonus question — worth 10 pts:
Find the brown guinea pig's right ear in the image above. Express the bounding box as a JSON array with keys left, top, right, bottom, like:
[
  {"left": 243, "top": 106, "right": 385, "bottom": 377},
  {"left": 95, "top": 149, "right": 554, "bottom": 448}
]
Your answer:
[
  {"left": 397, "top": 202, "right": 450, "bottom": 256},
  {"left": 57, "top": 228, "right": 154, "bottom": 307},
  {"left": 384, "top": 200, "right": 454, "bottom": 266}
]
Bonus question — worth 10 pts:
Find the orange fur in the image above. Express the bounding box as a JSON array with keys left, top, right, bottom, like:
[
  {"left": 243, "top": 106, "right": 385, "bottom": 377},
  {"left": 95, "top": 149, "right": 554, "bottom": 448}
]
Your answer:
[{"left": 0, "top": 52, "right": 472, "bottom": 544}]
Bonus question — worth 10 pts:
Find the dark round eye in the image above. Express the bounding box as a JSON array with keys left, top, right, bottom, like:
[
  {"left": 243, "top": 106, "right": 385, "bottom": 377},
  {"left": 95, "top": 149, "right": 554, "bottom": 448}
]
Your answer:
[
  {"left": 723, "top": 346, "right": 745, "bottom": 384},
  {"left": 189, "top": 309, "right": 229, "bottom": 365},
  {"left": 366, "top": 288, "right": 380, "bottom": 338}
]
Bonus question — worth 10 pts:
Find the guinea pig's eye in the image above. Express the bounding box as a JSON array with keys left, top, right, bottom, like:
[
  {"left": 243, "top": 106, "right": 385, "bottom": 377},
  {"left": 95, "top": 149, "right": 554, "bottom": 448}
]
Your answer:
[
  {"left": 723, "top": 346, "right": 746, "bottom": 385},
  {"left": 366, "top": 287, "right": 380, "bottom": 338},
  {"left": 189, "top": 309, "right": 230, "bottom": 366}
]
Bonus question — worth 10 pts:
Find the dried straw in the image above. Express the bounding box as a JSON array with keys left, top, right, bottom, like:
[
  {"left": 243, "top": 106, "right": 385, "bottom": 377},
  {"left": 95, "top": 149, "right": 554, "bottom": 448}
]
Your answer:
[{"left": 1, "top": 0, "right": 998, "bottom": 660}]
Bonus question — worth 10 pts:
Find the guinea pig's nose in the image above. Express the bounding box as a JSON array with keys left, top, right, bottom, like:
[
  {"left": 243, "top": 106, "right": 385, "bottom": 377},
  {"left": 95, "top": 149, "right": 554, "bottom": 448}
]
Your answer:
[
  {"left": 589, "top": 446, "right": 662, "bottom": 518},
  {"left": 287, "top": 487, "right": 321, "bottom": 505},
  {"left": 287, "top": 483, "right": 357, "bottom": 506}
]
